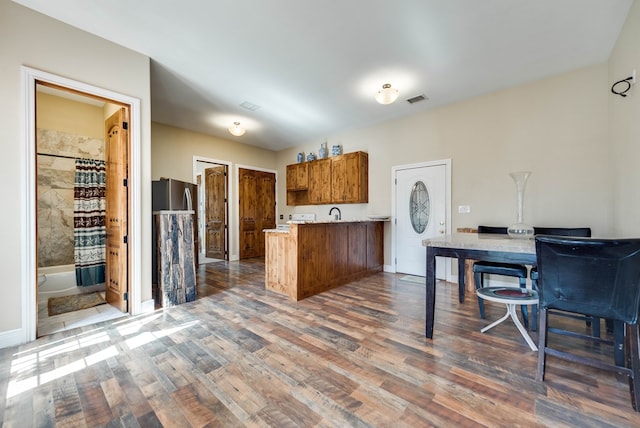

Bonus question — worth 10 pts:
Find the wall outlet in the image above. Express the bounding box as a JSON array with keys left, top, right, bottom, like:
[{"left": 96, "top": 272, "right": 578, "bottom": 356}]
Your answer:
[
  {"left": 279, "top": 214, "right": 284, "bottom": 220},
  {"left": 458, "top": 205, "right": 471, "bottom": 214}
]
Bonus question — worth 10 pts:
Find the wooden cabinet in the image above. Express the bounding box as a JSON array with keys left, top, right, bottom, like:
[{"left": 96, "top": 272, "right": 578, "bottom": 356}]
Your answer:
[
  {"left": 332, "top": 151, "right": 368, "bottom": 203},
  {"left": 307, "top": 158, "right": 332, "bottom": 204},
  {"left": 286, "top": 163, "right": 308, "bottom": 191},
  {"left": 285, "top": 151, "right": 368, "bottom": 205},
  {"left": 265, "top": 221, "right": 384, "bottom": 300}
]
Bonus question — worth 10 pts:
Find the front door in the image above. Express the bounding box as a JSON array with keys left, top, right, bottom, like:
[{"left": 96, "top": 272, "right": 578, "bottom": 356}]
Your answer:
[
  {"left": 105, "top": 108, "right": 128, "bottom": 311},
  {"left": 205, "top": 165, "right": 228, "bottom": 259},
  {"left": 395, "top": 163, "right": 447, "bottom": 278}
]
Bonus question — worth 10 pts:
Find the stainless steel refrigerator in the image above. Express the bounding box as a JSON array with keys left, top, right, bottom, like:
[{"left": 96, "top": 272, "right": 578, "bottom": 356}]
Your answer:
[{"left": 152, "top": 178, "right": 199, "bottom": 286}]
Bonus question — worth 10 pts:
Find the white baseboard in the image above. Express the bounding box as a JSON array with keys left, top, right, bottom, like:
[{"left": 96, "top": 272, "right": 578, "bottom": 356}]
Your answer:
[
  {"left": 140, "top": 299, "right": 156, "bottom": 314},
  {"left": 0, "top": 328, "right": 25, "bottom": 350}
]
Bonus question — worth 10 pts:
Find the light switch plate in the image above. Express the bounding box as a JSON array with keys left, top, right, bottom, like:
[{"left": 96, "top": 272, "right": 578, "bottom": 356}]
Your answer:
[{"left": 458, "top": 205, "right": 471, "bottom": 214}]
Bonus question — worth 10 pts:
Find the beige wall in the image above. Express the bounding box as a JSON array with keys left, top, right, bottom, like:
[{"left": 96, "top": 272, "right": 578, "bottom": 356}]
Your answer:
[
  {"left": 2, "top": 0, "right": 637, "bottom": 343},
  {"left": 154, "top": 62, "right": 617, "bottom": 271},
  {"left": 151, "top": 122, "right": 278, "bottom": 258},
  {"left": 278, "top": 63, "right": 612, "bottom": 265},
  {"left": 0, "top": 0, "right": 151, "bottom": 339},
  {"left": 610, "top": 0, "right": 640, "bottom": 237},
  {"left": 36, "top": 92, "right": 105, "bottom": 138}
]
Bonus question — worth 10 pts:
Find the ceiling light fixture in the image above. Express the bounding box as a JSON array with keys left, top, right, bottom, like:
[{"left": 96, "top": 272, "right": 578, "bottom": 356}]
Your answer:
[
  {"left": 375, "top": 83, "right": 399, "bottom": 105},
  {"left": 228, "top": 121, "right": 246, "bottom": 137}
]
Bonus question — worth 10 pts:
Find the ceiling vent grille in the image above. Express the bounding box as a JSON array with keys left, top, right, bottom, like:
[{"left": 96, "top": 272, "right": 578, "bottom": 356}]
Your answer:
[
  {"left": 240, "top": 101, "right": 261, "bottom": 111},
  {"left": 406, "top": 94, "right": 427, "bottom": 104}
]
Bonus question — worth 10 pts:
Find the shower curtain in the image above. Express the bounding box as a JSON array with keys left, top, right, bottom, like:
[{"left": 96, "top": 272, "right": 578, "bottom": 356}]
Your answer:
[{"left": 74, "top": 159, "right": 106, "bottom": 286}]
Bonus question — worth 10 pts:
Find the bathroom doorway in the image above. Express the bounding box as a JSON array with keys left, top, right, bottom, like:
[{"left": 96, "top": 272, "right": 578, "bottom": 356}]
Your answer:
[{"left": 35, "top": 83, "right": 129, "bottom": 337}]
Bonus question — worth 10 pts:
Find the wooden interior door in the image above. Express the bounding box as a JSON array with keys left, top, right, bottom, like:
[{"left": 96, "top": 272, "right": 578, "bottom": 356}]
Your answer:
[
  {"left": 205, "top": 165, "right": 228, "bottom": 259},
  {"left": 239, "top": 168, "right": 258, "bottom": 259},
  {"left": 105, "top": 108, "right": 128, "bottom": 312},
  {"left": 257, "top": 171, "right": 276, "bottom": 254},
  {"left": 239, "top": 168, "right": 276, "bottom": 259}
]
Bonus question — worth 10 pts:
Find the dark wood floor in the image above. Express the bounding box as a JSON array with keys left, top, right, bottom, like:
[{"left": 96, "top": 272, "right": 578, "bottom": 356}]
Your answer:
[{"left": 2, "top": 259, "right": 639, "bottom": 427}]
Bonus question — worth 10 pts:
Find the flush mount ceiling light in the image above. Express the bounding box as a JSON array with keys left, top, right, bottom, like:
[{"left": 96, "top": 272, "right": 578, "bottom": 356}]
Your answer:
[
  {"left": 228, "top": 121, "right": 246, "bottom": 137},
  {"left": 375, "top": 83, "right": 399, "bottom": 105}
]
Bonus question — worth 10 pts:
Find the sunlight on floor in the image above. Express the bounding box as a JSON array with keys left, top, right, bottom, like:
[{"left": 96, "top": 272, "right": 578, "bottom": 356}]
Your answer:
[{"left": 7, "top": 312, "right": 197, "bottom": 399}]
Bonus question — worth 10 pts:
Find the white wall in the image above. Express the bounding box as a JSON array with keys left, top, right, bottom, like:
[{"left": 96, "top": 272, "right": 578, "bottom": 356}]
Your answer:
[{"left": 0, "top": 0, "right": 151, "bottom": 345}]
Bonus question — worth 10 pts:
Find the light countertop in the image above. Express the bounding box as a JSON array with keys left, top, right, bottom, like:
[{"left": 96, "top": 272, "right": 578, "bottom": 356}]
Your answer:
[{"left": 422, "top": 233, "right": 535, "bottom": 254}]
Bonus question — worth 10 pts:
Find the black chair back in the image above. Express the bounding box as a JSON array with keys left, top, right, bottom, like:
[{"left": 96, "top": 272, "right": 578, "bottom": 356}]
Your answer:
[
  {"left": 477, "top": 226, "right": 508, "bottom": 235},
  {"left": 533, "top": 227, "right": 591, "bottom": 237},
  {"left": 535, "top": 236, "right": 640, "bottom": 324}
]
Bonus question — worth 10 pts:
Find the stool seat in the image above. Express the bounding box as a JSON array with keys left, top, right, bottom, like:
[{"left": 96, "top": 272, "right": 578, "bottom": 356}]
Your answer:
[{"left": 476, "top": 286, "right": 539, "bottom": 351}]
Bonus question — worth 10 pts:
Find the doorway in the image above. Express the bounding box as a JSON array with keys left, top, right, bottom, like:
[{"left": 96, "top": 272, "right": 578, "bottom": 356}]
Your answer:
[
  {"left": 194, "top": 158, "right": 230, "bottom": 263},
  {"left": 22, "top": 66, "right": 142, "bottom": 344},
  {"left": 34, "top": 84, "right": 129, "bottom": 336},
  {"left": 393, "top": 160, "right": 451, "bottom": 279}
]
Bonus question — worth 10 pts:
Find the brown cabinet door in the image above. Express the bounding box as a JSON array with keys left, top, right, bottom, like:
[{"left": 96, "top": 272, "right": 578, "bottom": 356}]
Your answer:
[
  {"left": 286, "top": 163, "right": 308, "bottom": 190},
  {"left": 334, "top": 152, "right": 368, "bottom": 203},
  {"left": 297, "top": 224, "right": 329, "bottom": 298},
  {"left": 347, "top": 223, "right": 367, "bottom": 273},
  {"left": 331, "top": 155, "right": 347, "bottom": 202},
  {"left": 366, "top": 221, "right": 384, "bottom": 269},
  {"left": 308, "top": 159, "right": 332, "bottom": 204}
]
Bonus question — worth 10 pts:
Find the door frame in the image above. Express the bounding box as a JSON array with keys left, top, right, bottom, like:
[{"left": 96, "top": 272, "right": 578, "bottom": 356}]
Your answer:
[
  {"left": 193, "top": 156, "right": 231, "bottom": 262},
  {"left": 20, "top": 66, "right": 142, "bottom": 343},
  {"left": 391, "top": 159, "right": 452, "bottom": 281},
  {"left": 234, "top": 164, "right": 278, "bottom": 261}
]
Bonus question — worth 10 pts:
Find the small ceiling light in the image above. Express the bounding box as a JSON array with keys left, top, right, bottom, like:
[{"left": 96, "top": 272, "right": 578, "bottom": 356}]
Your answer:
[
  {"left": 375, "top": 83, "right": 399, "bottom": 105},
  {"left": 228, "top": 121, "right": 246, "bottom": 137}
]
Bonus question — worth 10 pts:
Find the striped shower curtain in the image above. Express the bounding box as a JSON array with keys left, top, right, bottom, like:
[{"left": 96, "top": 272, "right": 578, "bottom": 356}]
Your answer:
[{"left": 74, "top": 159, "right": 106, "bottom": 286}]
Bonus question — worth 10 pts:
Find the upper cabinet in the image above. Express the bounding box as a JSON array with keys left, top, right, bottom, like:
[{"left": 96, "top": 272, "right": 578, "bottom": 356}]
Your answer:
[
  {"left": 331, "top": 151, "right": 368, "bottom": 204},
  {"left": 308, "top": 158, "right": 332, "bottom": 204},
  {"left": 286, "top": 151, "right": 368, "bottom": 206},
  {"left": 286, "top": 162, "right": 308, "bottom": 191}
]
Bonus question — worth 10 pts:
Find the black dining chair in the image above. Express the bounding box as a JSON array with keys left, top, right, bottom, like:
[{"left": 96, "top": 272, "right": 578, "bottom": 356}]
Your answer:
[
  {"left": 473, "top": 226, "right": 530, "bottom": 326},
  {"left": 529, "top": 227, "right": 592, "bottom": 332},
  {"left": 535, "top": 236, "right": 640, "bottom": 411}
]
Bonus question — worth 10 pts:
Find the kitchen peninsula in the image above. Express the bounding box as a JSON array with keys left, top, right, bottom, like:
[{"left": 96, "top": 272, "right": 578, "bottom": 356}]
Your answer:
[{"left": 265, "top": 220, "right": 384, "bottom": 300}]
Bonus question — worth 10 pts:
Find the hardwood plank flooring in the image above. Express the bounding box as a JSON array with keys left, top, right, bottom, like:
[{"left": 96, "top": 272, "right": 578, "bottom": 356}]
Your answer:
[{"left": 2, "top": 258, "right": 640, "bottom": 427}]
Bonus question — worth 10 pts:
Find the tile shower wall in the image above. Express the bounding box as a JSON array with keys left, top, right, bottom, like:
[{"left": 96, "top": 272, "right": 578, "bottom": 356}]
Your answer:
[{"left": 37, "top": 128, "right": 104, "bottom": 268}]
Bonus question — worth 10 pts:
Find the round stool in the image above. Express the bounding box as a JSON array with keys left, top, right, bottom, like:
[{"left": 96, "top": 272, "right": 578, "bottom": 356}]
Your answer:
[{"left": 476, "top": 287, "right": 539, "bottom": 351}]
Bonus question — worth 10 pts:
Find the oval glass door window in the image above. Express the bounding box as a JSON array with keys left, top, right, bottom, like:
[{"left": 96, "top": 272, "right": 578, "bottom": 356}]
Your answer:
[{"left": 409, "top": 180, "right": 430, "bottom": 234}]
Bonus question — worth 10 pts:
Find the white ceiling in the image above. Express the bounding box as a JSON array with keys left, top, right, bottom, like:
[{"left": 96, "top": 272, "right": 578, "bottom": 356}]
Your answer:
[{"left": 14, "top": 0, "right": 633, "bottom": 151}]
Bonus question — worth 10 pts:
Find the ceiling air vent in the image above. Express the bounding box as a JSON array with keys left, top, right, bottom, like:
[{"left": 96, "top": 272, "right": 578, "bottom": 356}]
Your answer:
[
  {"left": 406, "top": 94, "right": 427, "bottom": 104},
  {"left": 240, "top": 101, "right": 261, "bottom": 111}
]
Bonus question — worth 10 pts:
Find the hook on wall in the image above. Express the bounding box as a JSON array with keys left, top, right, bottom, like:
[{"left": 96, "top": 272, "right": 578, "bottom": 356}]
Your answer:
[{"left": 611, "top": 72, "right": 635, "bottom": 97}]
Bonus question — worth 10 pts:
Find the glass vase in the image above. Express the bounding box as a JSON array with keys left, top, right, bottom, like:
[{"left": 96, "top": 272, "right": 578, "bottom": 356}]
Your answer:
[{"left": 507, "top": 171, "right": 534, "bottom": 239}]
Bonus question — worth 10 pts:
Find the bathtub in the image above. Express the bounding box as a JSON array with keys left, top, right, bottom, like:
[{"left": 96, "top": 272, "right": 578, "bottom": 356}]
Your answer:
[{"left": 38, "top": 265, "right": 105, "bottom": 299}]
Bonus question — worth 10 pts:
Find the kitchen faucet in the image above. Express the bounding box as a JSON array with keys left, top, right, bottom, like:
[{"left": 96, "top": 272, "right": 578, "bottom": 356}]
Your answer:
[{"left": 329, "top": 206, "right": 341, "bottom": 220}]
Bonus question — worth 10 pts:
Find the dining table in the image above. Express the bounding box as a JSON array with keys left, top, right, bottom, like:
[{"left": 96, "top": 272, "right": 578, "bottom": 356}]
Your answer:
[{"left": 422, "top": 233, "right": 536, "bottom": 339}]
